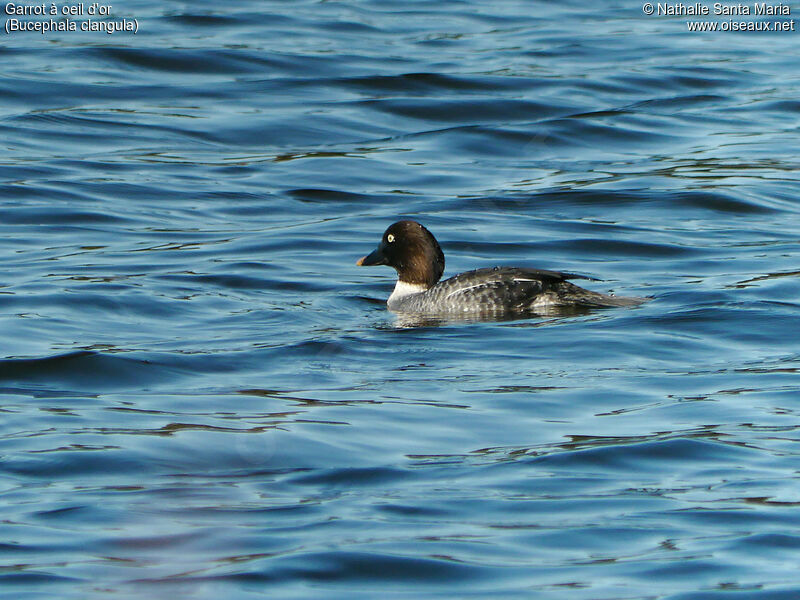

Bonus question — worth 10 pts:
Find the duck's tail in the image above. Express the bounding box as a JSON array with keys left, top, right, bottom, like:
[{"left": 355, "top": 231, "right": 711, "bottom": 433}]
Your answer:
[{"left": 556, "top": 281, "right": 650, "bottom": 308}]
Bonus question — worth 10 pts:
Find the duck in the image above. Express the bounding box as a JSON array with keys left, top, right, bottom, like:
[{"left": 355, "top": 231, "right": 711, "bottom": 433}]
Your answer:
[{"left": 356, "top": 220, "right": 646, "bottom": 315}]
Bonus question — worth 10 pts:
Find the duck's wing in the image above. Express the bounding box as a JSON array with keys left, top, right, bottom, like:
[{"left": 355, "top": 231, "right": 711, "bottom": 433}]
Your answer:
[
  {"left": 440, "top": 267, "right": 594, "bottom": 291},
  {"left": 433, "top": 267, "right": 573, "bottom": 310},
  {"left": 500, "top": 266, "right": 598, "bottom": 282}
]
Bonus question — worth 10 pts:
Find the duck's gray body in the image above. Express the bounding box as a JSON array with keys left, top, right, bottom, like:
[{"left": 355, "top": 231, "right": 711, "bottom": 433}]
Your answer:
[{"left": 387, "top": 266, "right": 641, "bottom": 315}]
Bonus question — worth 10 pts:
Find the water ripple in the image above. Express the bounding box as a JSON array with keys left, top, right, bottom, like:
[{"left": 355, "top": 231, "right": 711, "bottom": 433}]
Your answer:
[{"left": 2, "top": 2, "right": 800, "bottom": 598}]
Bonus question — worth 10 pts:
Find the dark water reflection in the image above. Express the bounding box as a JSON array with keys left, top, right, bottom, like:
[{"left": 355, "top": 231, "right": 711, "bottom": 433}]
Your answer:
[{"left": 1, "top": 1, "right": 800, "bottom": 598}]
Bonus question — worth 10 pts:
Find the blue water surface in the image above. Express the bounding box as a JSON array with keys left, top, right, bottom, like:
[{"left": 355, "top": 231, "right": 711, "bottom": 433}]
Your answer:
[{"left": 1, "top": 1, "right": 800, "bottom": 598}]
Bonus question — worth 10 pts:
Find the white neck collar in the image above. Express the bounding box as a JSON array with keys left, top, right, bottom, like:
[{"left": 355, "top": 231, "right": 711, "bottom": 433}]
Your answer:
[{"left": 388, "top": 280, "right": 428, "bottom": 304}]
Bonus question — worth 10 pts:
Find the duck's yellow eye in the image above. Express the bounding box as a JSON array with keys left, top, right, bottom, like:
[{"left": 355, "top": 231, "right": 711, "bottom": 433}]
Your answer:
[{"left": 387, "top": 234, "right": 395, "bottom": 243}]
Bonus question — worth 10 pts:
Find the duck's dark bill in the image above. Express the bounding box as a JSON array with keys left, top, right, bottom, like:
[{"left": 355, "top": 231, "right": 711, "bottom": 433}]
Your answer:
[{"left": 356, "top": 247, "right": 387, "bottom": 266}]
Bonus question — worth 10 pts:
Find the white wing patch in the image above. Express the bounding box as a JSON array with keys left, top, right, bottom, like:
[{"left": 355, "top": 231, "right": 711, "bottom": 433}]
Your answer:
[
  {"left": 443, "top": 282, "right": 492, "bottom": 300},
  {"left": 443, "top": 276, "right": 542, "bottom": 300}
]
